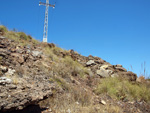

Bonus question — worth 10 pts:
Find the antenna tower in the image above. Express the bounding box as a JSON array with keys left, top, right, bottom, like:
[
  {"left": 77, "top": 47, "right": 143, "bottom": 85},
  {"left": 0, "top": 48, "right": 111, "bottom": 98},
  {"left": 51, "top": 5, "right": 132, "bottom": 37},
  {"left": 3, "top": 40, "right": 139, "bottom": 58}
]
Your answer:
[{"left": 39, "top": 0, "right": 55, "bottom": 42}]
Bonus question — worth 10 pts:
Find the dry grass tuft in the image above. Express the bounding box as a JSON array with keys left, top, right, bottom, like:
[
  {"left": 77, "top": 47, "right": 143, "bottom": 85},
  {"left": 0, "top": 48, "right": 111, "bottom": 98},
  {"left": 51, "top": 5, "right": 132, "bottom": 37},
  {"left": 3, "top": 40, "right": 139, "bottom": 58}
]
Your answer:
[{"left": 106, "top": 104, "right": 123, "bottom": 113}]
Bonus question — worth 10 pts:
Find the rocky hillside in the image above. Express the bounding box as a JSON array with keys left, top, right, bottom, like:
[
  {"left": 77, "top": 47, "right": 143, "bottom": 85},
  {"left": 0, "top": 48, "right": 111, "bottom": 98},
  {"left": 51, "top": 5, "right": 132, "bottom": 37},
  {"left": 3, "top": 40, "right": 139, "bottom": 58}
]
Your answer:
[{"left": 0, "top": 25, "right": 150, "bottom": 113}]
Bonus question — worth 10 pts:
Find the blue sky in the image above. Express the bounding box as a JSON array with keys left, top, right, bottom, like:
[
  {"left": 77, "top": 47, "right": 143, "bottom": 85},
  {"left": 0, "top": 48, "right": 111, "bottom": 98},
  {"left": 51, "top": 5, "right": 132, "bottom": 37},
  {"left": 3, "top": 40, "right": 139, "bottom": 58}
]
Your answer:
[{"left": 0, "top": 0, "right": 150, "bottom": 77}]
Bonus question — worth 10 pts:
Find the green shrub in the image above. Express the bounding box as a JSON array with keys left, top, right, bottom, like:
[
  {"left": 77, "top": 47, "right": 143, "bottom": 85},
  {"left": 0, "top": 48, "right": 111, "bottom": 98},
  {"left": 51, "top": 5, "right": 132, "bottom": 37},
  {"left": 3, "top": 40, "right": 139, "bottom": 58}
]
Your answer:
[{"left": 0, "top": 25, "right": 8, "bottom": 35}]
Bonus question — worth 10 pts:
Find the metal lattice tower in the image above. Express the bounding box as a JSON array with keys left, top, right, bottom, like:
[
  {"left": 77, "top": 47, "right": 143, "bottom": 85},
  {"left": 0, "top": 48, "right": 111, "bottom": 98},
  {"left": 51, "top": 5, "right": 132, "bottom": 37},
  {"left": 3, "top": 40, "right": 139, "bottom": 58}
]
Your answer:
[{"left": 39, "top": 0, "right": 55, "bottom": 42}]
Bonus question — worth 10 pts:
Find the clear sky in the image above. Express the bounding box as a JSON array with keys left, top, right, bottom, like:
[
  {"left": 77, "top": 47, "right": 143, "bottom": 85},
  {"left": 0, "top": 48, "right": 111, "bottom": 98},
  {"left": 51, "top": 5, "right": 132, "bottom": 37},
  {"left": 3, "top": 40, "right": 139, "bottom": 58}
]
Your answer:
[{"left": 0, "top": 0, "right": 150, "bottom": 77}]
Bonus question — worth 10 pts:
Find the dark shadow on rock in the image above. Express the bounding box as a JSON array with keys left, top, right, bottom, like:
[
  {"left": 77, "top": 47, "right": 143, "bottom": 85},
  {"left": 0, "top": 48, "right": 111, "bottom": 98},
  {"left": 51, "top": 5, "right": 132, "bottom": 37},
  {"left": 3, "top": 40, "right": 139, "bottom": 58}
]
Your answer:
[{"left": 1, "top": 105, "right": 47, "bottom": 113}]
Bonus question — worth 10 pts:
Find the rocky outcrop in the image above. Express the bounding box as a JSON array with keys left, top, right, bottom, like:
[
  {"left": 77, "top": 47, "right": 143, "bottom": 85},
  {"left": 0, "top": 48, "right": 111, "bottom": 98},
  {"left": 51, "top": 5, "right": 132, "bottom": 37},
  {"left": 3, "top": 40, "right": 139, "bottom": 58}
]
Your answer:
[
  {"left": 0, "top": 37, "right": 55, "bottom": 112},
  {"left": 0, "top": 35, "right": 138, "bottom": 112},
  {"left": 84, "top": 57, "right": 137, "bottom": 81},
  {"left": 63, "top": 48, "right": 137, "bottom": 81},
  {"left": 0, "top": 79, "right": 53, "bottom": 112}
]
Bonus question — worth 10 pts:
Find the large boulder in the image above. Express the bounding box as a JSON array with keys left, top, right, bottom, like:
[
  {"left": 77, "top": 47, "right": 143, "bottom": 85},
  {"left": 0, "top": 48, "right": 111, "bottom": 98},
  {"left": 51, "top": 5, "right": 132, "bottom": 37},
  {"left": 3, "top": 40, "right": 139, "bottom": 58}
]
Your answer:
[
  {"left": 96, "top": 69, "right": 109, "bottom": 78},
  {"left": 100, "top": 65, "right": 109, "bottom": 69}
]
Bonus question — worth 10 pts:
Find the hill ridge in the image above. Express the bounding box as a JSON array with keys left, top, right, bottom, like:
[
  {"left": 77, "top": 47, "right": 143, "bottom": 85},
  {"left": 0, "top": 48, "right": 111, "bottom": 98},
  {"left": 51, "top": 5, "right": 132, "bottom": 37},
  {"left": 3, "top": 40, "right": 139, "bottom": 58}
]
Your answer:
[{"left": 0, "top": 25, "right": 150, "bottom": 113}]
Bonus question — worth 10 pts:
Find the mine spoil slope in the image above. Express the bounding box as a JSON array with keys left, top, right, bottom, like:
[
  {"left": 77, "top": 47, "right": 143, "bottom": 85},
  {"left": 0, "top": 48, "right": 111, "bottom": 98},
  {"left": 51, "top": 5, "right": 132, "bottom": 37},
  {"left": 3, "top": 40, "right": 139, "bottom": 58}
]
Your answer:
[{"left": 0, "top": 27, "right": 150, "bottom": 113}]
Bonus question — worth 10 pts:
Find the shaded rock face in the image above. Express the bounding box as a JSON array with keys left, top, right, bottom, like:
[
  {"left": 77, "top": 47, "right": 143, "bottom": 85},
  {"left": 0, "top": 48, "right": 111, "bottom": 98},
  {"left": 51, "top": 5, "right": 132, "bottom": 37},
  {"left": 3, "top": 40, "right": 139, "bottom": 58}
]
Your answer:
[
  {"left": 0, "top": 76, "right": 53, "bottom": 112},
  {"left": 0, "top": 37, "right": 54, "bottom": 112},
  {"left": 1, "top": 105, "right": 44, "bottom": 113},
  {"left": 120, "top": 71, "right": 137, "bottom": 81}
]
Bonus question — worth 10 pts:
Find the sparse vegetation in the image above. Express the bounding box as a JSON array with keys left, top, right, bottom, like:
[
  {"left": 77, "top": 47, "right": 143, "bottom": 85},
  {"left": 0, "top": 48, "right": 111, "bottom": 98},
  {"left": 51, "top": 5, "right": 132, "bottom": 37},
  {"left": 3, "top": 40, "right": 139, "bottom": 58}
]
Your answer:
[
  {"left": 0, "top": 25, "right": 39, "bottom": 47},
  {"left": 39, "top": 84, "right": 94, "bottom": 113},
  {"left": 106, "top": 104, "right": 123, "bottom": 113},
  {"left": 49, "top": 56, "right": 90, "bottom": 79},
  {"left": 43, "top": 46, "right": 59, "bottom": 61},
  {"left": 39, "top": 91, "right": 123, "bottom": 113},
  {"left": 43, "top": 45, "right": 90, "bottom": 79},
  {"left": 18, "top": 32, "right": 28, "bottom": 40},
  {"left": 53, "top": 76, "right": 71, "bottom": 91},
  {"left": 95, "top": 77, "right": 150, "bottom": 102}
]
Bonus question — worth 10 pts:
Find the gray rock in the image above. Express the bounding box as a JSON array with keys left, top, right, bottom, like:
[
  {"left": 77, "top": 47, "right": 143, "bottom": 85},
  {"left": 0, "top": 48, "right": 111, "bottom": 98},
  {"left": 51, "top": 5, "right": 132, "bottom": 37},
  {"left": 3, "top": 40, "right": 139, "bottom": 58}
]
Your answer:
[
  {"left": 0, "top": 77, "right": 12, "bottom": 85},
  {"left": 96, "top": 68, "right": 109, "bottom": 78},
  {"left": 100, "top": 65, "right": 109, "bottom": 69},
  {"left": 32, "top": 51, "right": 42, "bottom": 57},
  {"left": 86, "top": 60, "right": 95, "bottom": 66},
  {"left": 5, "top": 68, "right": 15, "bottom": 76}
]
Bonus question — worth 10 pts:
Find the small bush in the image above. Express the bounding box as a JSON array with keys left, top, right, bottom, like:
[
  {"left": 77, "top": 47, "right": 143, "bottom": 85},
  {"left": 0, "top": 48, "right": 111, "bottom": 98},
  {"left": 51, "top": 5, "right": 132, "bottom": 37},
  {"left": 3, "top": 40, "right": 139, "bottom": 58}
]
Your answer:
[
  {"left": 53, "top": 76, "right": 71, "bottom": 91},
  {"left": 27, "top": 35, "right": 32, "bottom": 40},
  {"left": 63, "top": 56, "right": 90, "bottom": 78},
  {"left": 52, "top": 47, "right": 65, "bottom": 56},
  {"left": 0, "top": 25, "right": 8, "bottom": 35},
  {"left": 43, "top": 46, "right": 59, "bottom": 61}
]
